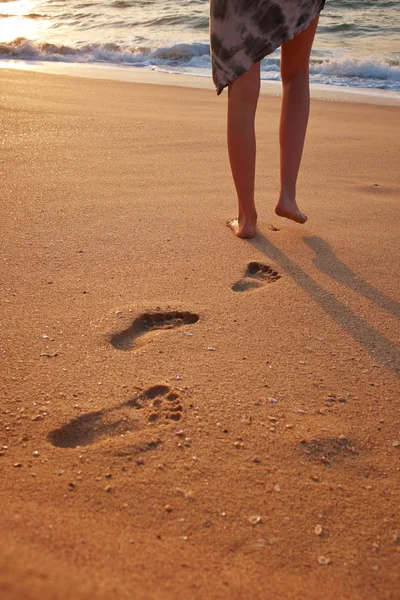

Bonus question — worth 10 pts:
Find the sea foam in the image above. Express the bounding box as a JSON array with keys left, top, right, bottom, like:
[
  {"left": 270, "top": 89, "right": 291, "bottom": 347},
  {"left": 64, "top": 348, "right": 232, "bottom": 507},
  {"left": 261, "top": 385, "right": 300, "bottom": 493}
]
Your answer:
[{"left": 0, "top": 38, "right": 399, "bottom": 91}]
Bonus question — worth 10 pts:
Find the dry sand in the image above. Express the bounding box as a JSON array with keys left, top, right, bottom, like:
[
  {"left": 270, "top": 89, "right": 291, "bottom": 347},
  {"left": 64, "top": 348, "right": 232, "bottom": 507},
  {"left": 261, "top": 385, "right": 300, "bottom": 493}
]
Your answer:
[{"left": 0, "top": 68, "right": 399, "bottom": 600}]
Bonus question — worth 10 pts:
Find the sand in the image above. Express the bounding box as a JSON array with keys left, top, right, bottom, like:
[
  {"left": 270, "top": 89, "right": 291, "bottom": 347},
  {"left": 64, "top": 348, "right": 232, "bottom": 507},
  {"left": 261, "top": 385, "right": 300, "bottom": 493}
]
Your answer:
[{"left": 0, "top": 67, "right": 399, "bottom": 600}]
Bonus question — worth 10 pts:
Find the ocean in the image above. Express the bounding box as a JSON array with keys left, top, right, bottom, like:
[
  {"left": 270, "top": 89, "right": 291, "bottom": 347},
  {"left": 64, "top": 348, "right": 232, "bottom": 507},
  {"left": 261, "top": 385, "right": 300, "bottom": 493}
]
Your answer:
[{"left": 0, "top": 0, "right": 399, "bottom": 92}]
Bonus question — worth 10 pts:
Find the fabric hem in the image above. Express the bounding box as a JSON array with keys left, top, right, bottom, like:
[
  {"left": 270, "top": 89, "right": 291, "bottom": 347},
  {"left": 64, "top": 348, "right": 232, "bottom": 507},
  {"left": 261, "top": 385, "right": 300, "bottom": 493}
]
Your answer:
[{"left": 215, "top": 5, "right": 324, "bottom": 95}]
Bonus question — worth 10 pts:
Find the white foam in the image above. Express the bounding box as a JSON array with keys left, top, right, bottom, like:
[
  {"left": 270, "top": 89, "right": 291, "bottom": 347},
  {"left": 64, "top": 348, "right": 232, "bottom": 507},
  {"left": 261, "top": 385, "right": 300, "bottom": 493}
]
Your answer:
[{"left": 310, "top": 56, "right": 400, "bottom": 82}]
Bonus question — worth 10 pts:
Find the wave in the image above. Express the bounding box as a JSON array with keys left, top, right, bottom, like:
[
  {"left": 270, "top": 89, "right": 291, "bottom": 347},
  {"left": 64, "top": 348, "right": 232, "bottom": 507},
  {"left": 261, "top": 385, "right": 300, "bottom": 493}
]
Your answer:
[
  {"left": 260, "top": 55, "right": 400, "bottom": 80},
  {"left": 310, "top": 57, "right": 400, "bottom": 82},
  {"left": 0, "top": 38, "right": 209, "bottom": 64},
  {"left": 0, "top": 38, "right": 399, "bottom": 90}
]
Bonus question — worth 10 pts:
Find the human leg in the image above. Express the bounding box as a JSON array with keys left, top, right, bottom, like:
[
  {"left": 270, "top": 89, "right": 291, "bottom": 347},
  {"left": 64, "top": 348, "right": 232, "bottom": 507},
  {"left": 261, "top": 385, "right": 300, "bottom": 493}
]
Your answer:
[
  {"left": 227, "top": 62, "right": 261, "bottom": 238},
  {"left": 276, "top": 14, "right": 320, "bottom": 223}
]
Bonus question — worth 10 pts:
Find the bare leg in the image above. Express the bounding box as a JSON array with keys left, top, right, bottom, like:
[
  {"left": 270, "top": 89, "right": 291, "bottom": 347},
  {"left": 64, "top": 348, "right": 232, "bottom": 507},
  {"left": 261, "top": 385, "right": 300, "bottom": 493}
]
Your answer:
[
  {"left": 227, "top": 63, "right": 260, "bottom": 238},
  {"left": 275, "top": 14, "right": 320, "bottom": 224}
]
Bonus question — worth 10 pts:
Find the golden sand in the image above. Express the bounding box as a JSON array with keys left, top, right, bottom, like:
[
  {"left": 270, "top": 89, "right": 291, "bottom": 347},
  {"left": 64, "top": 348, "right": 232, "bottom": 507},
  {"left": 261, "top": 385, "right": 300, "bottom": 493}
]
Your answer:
[{"left": 1, "top": 68, "right": 399, "bottom": 599}]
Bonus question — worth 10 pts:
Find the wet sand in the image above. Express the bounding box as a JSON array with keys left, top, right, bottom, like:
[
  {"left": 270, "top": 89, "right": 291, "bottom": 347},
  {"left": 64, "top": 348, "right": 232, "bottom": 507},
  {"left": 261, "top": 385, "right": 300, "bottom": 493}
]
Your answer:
[{"left": 0, "top": 68, "right": 399, "bottom": 600}]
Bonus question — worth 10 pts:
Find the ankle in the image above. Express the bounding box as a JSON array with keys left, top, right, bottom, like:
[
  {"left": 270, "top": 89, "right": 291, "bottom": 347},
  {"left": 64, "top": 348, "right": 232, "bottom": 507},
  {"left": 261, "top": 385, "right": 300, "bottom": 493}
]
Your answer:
[
  {"left": 279, "top": 187, "right": 296, "bottom": 202},
  {"left": 239, "top": 204, "right": 257, "bottom": 220}
]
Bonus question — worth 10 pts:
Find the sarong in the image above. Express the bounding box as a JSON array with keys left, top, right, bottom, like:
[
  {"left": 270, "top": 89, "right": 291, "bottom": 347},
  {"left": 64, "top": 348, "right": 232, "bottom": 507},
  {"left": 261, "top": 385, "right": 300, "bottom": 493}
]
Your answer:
[{"left": 210, "top": 0, "right": 325, "bottom": 94}]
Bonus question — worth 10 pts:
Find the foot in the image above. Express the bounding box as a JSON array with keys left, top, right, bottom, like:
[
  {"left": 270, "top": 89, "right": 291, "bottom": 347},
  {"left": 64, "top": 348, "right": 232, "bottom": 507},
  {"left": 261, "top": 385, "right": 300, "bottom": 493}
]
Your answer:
[
  {"left": 227, "top": 214, "right": 257, "bottom": 239},
  {"left": 275, "top": 194, "right": 307, "bottom": 224}
]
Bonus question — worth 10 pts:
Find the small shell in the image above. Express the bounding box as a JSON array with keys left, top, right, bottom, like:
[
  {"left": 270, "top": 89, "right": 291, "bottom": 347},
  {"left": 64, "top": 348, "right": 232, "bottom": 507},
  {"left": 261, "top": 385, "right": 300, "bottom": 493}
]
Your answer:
[{"left": 315, "top": 524, "right": 323, "bottom": 536}]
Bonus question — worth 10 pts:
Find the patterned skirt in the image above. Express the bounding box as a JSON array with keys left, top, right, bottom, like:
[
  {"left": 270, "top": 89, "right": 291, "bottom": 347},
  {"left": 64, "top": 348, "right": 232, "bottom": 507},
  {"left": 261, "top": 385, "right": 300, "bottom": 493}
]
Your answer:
[{"left": 210, "top": 0, "right": 325, "bottom": 94}]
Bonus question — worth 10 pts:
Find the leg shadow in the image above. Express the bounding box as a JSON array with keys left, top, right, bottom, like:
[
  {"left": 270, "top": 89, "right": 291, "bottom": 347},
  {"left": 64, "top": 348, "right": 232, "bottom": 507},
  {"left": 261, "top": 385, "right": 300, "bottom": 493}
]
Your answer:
[
  {"left": 248, "top": 233, "right": 399, "bottom": 378},
  {"left": 303, "top": 236, "right": 400, "bottom": 319}
]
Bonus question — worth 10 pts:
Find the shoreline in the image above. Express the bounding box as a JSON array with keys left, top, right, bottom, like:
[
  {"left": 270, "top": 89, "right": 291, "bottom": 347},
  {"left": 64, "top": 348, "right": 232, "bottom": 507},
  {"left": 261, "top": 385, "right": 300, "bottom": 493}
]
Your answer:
[{"left": 1, "top": 59, "right": 400, "bottom": 106}]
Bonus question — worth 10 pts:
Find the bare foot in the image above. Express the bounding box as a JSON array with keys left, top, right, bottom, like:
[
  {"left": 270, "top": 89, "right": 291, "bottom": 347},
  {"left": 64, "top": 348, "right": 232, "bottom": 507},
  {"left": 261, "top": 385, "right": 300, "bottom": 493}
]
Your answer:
[
  {"left": 275, "top": 195, "right": 307, "bottom": 224},
  {"left": 227, "top": 215, "right": 257, "bottom": 239}
]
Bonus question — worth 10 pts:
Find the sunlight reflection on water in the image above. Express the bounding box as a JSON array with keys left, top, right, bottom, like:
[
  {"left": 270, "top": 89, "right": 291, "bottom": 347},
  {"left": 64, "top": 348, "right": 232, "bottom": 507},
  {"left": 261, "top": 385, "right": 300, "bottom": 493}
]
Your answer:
[{"left": 0, "top": 1, "right": 51, "bottom": 42}]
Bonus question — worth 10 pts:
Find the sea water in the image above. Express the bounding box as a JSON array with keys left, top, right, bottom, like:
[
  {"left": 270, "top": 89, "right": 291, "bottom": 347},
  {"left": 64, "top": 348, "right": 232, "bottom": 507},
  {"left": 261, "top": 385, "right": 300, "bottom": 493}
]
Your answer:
[{"left": 0, "top": 0, "right": 399, "bottom": 92}]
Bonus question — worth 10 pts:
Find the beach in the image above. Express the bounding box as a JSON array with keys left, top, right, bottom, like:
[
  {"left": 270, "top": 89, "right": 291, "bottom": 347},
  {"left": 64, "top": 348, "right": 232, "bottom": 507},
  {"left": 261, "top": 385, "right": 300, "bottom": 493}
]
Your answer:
[{"left": 0, "top": 67, "right": 399, "bottom": 600}]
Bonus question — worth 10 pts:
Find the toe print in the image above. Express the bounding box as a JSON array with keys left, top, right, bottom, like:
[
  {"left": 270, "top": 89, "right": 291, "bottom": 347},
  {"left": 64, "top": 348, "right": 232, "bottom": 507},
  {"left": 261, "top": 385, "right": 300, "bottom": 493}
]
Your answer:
[
  {"left": 126, "top": 385, "right": 183, "bottom": 423},
  {"left": 232, "top": 262, "right": 281, "bottom": 292}
]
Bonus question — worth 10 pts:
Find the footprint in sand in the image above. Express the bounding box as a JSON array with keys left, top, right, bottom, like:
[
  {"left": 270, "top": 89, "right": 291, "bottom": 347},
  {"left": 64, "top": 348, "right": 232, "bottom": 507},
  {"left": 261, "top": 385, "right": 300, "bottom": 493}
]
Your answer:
[
  {"left": 47, "top": 384, "right": 184, "bottom": 448},
  {"left": 109, "top": 310, "right": 199, "bottom": 351},
  {"left": 298, "top": 437, "right": 357, "bottom": 467},
  {"left": 232, "top": 262, "right": 281, "bottom": 292}
]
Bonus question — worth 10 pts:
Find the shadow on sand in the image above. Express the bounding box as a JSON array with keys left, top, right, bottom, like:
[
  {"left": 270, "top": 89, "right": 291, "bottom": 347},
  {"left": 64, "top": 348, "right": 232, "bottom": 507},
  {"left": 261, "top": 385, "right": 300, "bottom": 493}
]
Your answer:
[
  {"left": 304, "top": 236, "right": 400, "bottom": 319},
  {"left": 247, "top": 232, "right": 399, "bottom": 378}
]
